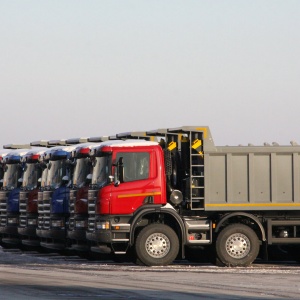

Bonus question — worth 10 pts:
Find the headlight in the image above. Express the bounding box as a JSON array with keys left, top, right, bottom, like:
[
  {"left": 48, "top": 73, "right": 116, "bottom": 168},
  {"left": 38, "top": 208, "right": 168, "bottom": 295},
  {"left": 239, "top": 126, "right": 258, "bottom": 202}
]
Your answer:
[
  {"left": 8, "top": 217, "right": 18, "bottom": 225},
  {"left": 96, "top": 220, "right": 110, "bottom": 230},
  {"left": 51, "top": 219, "right": 64, "bottom": 228},
  {"left": 75, "top": 220, "right": 87, "bottom": 228},
  {"left": 28, "top": 219, "right": 37, "bottom": 226}
]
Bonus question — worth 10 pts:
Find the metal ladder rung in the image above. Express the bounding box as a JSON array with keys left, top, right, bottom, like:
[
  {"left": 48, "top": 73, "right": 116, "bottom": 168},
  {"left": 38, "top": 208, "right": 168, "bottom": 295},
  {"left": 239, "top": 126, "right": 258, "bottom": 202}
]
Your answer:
[{"left": 189, "top": 131, "right": 205, "bottom": 210}]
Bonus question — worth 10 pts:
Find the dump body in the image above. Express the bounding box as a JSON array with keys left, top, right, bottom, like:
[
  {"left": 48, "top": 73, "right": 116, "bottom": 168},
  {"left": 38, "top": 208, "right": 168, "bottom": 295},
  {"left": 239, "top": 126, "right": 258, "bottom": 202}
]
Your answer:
[{"left": 204, "top": 145, "right": 300, "bottom": 211}]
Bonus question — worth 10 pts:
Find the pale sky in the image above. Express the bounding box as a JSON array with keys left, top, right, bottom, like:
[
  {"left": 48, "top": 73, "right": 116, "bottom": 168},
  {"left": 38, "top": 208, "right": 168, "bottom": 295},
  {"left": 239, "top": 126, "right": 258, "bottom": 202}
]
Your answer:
[{"left": 1, "top": 0, "right": 300, "bottom": 148}]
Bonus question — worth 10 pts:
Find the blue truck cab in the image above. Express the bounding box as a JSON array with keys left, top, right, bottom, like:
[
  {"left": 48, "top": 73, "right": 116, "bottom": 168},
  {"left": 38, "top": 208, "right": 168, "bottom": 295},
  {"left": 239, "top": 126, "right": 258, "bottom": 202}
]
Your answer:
[
  {"left": 0, "top": 148, "right": 31, "bottom": 245},
  {"left": 36, "top": 145, "right": 78, "bottom": 250}
]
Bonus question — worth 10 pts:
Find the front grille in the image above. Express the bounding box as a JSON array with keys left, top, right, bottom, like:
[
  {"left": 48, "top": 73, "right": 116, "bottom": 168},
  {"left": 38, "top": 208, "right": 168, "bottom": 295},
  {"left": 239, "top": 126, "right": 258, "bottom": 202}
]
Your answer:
[
  {"left": 19, "top": 191, "right": 28, "bottom": 227},
  {"left": 43, "top": 191, "right": 51, "bottom": 214},
  {"left": 69, "top": 190, "right": 76, "bottom": 214},
  {"left": 0, "top": 191, "right": 9, "bottom": 226},
  {"left": 42, "top": 191, "right": 52, "bottom": 230},
  {"left": 68, "top": 189, "right": 77, "bottom": 230},
  {"left": 87, "top": 189, "right": 97, "bottom": 232},
  {"left": 37, "top": 191, "right": 44, "bottom": 228}
]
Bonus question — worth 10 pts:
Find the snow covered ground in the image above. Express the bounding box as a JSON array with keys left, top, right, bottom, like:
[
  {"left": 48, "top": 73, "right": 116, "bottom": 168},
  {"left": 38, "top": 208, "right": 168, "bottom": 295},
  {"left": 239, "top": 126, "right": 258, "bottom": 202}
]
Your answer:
[{"left": 1, "top": 246, "right": 300, "bottom": 299}]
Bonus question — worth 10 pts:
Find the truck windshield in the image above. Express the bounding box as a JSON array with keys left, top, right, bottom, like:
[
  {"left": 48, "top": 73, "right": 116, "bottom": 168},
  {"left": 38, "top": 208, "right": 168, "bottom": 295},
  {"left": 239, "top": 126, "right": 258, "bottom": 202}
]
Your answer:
[
  {"left": 91, "top": 156, "right": 109, "bottom": 188},
  {"left": 47, "top": 160, "right": 66, "bottom": 189},
  {"left": 72, "top": 157, "right": 91, "bottom": 188},
  {"left": 40, "top": 166, "right": 48, "bottom": 188},
  {"left": 3, "top": 164, "right": 21, "bottom": 189},
  {"left": 22, "top": 163, "right": 43, "bottom": 190},
  {"left": 0, "top": 167, "right": 4, "bottom": 182},
  {"left": 22, "top": 164, "right": 38, "bottom": 189}
]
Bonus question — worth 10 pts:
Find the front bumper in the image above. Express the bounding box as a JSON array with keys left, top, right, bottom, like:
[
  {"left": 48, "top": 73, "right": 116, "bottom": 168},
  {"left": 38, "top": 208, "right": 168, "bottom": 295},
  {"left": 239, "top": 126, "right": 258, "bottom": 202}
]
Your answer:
[
  {"left": 0, "top": 225, "right": 18, "bottom": 235},
  {"left": 36, "top": 228, "right": 66, "bottom": 240},
  {"left": 86, "top": 230, "right": 112, "bottom": 243},
  {"left": 18, "top": 226, "right": 37, "bottom": 237},
  {"left": 67, "top": 228, "right": 87, "bottom": 241}
]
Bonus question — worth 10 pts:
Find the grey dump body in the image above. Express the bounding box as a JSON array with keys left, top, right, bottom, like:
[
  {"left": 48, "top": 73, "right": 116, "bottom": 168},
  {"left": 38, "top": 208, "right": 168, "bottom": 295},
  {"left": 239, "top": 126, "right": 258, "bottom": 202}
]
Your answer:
[{"left": 199, "top": 128, "right": 300, "bottom": 211}]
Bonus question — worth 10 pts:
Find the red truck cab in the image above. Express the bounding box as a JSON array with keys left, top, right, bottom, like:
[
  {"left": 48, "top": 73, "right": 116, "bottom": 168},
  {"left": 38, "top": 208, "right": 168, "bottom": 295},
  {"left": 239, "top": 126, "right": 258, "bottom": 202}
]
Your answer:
[{"left": 86, "top": 140, "right": 167, "bottom": 254}]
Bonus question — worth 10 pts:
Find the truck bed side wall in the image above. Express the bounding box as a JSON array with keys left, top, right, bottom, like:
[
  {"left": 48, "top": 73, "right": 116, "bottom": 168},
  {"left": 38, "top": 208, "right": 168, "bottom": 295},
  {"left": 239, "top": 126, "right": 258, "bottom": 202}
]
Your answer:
[{"left": 205, "top": 146, "right": 300, "bottom": 211}]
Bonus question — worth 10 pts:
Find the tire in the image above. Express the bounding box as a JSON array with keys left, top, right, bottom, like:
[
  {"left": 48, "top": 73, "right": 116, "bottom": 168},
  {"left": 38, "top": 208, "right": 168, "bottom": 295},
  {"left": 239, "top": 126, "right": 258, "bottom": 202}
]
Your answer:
[
  {"left": 216, "top": 224, "right": 259, "bottom": 267},
  {"left": 135, "top": 224, "right": 179, "bottom": 266}
]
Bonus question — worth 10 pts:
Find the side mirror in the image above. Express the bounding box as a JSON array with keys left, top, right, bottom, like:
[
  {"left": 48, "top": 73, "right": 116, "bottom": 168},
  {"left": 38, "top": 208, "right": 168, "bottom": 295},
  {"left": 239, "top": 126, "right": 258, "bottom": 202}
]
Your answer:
[
  {"left": 39, "top": 162, "right": 47, "bottom": 170},
  {"left": 109, "top": 175, "right": 120, "bottom": 187},
  {"left": 62, "top": 175, "right": 69, "bottom": 185},
  {"left": 90, "top": 157, "right": 96, "bottom": 167},
  {"left": 66, "top": 158, "right": 75, "bottom": 166},
  {"left": 114, "top": 180, "right": 120, "bottom": 187},
  {"left": 111, "top": 157, "right": 124, "bottom": 186},
  {"left": 62, "top": 175, "right": 69, "bottom": 181}
]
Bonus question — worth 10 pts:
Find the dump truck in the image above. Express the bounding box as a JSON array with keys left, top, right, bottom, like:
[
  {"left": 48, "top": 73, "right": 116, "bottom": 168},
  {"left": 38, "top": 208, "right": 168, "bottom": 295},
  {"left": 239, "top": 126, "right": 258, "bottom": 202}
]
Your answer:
[
  {"left": 17, "top": 140, "right": 65, "bottom": 248},
  {"left": 86, "top": 126, "right": 300, "bottom": 266},
  {"left": 67, "top": 138, "right": 109, "bottom": 253},
  {"left": 0, "top": 149, "right": 17, "bottom": 244},
  {"left": 18, "top": 147, "right": 48, "bottom": 247},
  {"left": 84, "top": 132, "right": 153, "bottom": 257},
  {"left": 0, "top": 146, "right": 32, "bottom": 245},
  {"left": 36, "top": 144, "right": 78, "bottom": 250},
  {"left": 0, "top": 149, "right": 12, "bottom": 189},
  {"left": 67, "top": 133, "right": 148, "bottom": 254},
  {"left": 18, "top": 139, "right": 84, "bottom": 248}
]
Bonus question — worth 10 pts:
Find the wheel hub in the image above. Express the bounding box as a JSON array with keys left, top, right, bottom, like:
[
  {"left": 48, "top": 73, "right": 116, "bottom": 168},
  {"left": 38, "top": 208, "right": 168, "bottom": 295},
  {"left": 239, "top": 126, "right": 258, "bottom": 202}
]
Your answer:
[
  {"left": 225, "top": 233, "right": 251, "bottom": 259},
  {"left": 145, "top": 232, "right": 170, "bottom": 258}
]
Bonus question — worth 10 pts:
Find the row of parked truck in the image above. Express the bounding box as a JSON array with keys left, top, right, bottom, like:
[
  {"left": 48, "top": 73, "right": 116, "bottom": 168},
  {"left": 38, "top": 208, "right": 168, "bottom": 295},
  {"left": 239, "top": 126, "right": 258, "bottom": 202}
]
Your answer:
[{"left": 1, "top": 126, "right": 300, "bottom": 267}]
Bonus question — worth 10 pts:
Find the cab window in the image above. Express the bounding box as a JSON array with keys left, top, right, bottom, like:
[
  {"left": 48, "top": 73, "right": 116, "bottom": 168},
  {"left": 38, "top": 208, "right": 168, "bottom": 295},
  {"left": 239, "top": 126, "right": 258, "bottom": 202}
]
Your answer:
[{"left": 116, "top": 152, "right": 149, "bottom": 182}]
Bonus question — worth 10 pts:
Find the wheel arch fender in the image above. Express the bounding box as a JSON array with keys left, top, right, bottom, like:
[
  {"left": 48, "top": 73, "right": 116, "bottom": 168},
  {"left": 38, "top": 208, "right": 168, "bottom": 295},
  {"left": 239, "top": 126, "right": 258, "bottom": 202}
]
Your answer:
[
  {"left": 129, "top": 204, "right": 186, "bottom": 256},
  {"left": 215, "top": 212, "right": 266, "bottom": 241}
]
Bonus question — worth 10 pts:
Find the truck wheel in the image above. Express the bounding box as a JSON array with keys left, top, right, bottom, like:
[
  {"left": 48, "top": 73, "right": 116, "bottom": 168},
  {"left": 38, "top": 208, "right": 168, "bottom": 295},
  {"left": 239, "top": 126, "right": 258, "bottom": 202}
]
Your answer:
[
  {"left": 216, "top": 224, "right": 259, "bottom": 267},
  {"left": 135, "top": 224, "right": 179, "bottom": 266}
]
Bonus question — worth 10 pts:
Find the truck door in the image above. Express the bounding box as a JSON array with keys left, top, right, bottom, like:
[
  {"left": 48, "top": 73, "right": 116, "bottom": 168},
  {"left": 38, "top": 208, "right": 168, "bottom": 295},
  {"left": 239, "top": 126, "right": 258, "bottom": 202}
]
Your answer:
[{"left": 110, "top": 150, "right": 155, "bottom": 215}]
